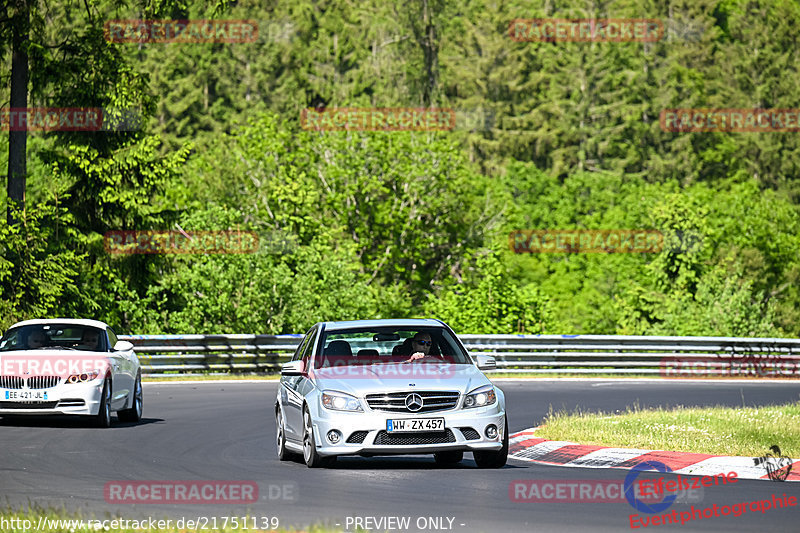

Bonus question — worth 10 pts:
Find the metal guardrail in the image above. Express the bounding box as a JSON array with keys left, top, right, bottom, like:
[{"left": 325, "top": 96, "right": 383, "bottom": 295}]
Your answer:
[{"left": 119, "top": 334, "right": 800, "bottom": 378}]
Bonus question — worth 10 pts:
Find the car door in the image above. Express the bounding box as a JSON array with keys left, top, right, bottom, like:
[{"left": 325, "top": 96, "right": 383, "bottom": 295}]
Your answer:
[{"left": 282, "top": 326, "right": 317, "bottom": 441}]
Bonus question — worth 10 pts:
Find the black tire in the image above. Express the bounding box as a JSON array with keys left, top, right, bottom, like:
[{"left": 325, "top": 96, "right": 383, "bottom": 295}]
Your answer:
[
  {"left": 93, "top": 379, "right": 112, "bottom": 428},
  {"left": 118, "top": 373, "right": 143, "bottom": 423},
  {"left": 434, "top": 450, "right": 464, "bottom": 465},
  {"left": 302, "top": 406, "right": 336, "bottom": 468},
  {"left": 474, "top": 418, "right": 508, "bottom": 468},
  {"left": 276, "top": 408, "right": 295, "bottom": 461}
]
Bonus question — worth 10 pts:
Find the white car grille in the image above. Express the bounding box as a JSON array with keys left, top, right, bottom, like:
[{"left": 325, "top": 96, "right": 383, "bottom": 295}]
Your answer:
[
  {"left": 27, "top": 376, "right": 60, "bottom": 389},
  {"left": 0, "top": 376, "right": 60, "bottom": 389},
  {"left": 0, "top": 376, "right": 24, "bottom": 389}
]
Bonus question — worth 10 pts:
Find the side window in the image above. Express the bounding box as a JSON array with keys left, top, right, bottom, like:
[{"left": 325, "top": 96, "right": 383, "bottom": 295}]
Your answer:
[
  {"left": 300, "top": 327, "right": 319, "bottom": 368},
  {"left": 291, "top": 328, "right": 315, "bottom": 362},
  {"left": 107, "top": 329, "right": 118, "bottom": 350}
]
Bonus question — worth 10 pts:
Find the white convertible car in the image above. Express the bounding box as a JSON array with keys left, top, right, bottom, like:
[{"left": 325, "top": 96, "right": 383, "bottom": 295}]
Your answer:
[
  {"left": 275, "top": 318, "right": 507, "bottom": 468},
  {"left": 0, "top": 319, "right": 142, "bottom": 427}
]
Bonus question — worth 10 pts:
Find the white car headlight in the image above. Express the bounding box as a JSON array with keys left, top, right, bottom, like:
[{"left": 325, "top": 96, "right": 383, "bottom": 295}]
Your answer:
[
  {"left": 321, "top": 391, "right": 363, "bottom": 412},
  {"left": 463, "top": 385, "right": 496, "bottom": 409},
  {"left": 65, "top": 371, "right": 101, "bottom": 384}
]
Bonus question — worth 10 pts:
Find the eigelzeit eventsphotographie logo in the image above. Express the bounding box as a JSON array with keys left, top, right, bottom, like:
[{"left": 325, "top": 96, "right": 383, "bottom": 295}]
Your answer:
[
  {"left": 623, "top": 461, "right": 796, "bottom": 528},
  {"left": 512, "top": 460, "right": 797, "bottom": 528},
  {"left": 754, "top": 445, "right": 795, "bottom": 482}
]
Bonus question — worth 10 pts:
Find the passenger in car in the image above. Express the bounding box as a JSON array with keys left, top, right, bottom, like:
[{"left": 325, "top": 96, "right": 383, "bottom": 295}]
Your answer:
[
  {"left": 76, "top": 329, "right": 101, "bottom": 351},
  {"left": 26, "top": 330, "right": 47, "bottom": 349}
]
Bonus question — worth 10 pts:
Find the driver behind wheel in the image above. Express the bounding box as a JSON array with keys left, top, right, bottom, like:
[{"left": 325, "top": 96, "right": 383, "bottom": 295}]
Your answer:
[{"left": 405, "top": 332, "right": 435, "bottom": 362}]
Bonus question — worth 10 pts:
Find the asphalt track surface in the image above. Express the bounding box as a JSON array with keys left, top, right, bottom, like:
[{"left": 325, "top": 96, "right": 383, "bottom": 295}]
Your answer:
[{"left": 1, "top": 380, "right": 799, "bottom": 533}]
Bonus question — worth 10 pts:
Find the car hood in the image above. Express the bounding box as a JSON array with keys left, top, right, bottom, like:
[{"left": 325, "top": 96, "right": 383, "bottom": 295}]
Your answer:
[{"left": 309, "top": 362, "right": 491, "bottom": 396}]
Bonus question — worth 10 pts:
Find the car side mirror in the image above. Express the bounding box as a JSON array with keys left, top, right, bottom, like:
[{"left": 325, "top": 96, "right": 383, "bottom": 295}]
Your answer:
[
  {"left": 475, "top": 355, "right": 496, "bottom": 371},
  {"left": 113, "top": 340, "right": 134, "bottom": 352},
  {"left": 281, "top": 360, "right": 305, "bottom": 376}
]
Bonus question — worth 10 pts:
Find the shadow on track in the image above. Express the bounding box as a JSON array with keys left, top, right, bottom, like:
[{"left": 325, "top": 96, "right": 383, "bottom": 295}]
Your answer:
[
  {"left": 277, "top": 455, "right": 524, "bottom": 470},
  {"left": 0, "top": 415, "right": 164, "bottom": 428}
]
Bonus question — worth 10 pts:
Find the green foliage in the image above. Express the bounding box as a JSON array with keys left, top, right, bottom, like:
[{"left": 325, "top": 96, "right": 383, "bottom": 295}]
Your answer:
[
  {"left": 127, "top": 205, "right": 404, "bottom": 334},
  {"left": 0, "top": 203, "right": 84, "bottom": 330},
  {"left": 183, "top": 113, "right": 498, "bottom": 300},
  {"left": 424, "top": 250, "right": 554, "bottom": 334}
]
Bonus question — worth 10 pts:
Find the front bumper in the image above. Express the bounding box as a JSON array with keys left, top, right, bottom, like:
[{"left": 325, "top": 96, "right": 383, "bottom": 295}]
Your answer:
[
  {"left": 0, "top": 380, "right": 104, "bottom": 416},
  {"left": 310, "top": 404, "right": 506, "bottom": 456}
]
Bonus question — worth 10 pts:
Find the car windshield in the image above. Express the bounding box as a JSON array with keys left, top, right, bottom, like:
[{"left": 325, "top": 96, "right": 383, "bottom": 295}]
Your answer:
[
  {"left": 315, "top": 327, "right": 470, "bottom": 369},
  {"left": 0, "top": 324, "right": 106, "bottom": 352}
]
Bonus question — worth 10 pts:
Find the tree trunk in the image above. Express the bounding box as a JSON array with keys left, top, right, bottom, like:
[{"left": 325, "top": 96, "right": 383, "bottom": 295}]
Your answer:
[{"left": 7, "top": 0, "right": 30, "bottom": 225}]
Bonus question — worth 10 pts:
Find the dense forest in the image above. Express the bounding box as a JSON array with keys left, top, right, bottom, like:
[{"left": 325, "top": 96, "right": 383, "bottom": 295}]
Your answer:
[{"left": 1, "top": 0, "right": 799, "bottom": 337}]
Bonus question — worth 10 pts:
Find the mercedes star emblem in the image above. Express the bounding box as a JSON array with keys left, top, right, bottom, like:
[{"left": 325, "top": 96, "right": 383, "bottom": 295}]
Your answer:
[{"left": 405, "top": 393, "right": 423, "bottom": 412}]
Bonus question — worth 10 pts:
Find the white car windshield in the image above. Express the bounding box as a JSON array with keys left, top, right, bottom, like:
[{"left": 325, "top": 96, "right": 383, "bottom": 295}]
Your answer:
[
  {"left": 0, "top": 325, "right": 106, "bottom": 352},
  {"left": 315, "top": 327, "right": 470, "bottom": 369}
]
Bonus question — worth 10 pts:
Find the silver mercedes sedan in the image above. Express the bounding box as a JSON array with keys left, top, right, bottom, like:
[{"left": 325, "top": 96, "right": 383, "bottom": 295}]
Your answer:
[{"left": 275, "top": 319, "right": 507, "bottom": 468}]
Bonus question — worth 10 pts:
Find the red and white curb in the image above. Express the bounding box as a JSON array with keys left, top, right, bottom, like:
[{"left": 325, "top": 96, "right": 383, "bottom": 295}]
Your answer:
[{"left": 509, "top": 428, "right": 799, "bottom": 481}]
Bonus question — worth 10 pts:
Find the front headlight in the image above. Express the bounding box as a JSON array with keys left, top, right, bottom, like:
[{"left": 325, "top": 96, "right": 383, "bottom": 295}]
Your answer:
[
  {"left": 65, "top": 371, "right": 101, "bottom": 384},
  {"left": 321, "top": 390, "right": 363, "bottom": 412},
  {"left": 463, "top": 385, "right": 496, "bottom": 409}
]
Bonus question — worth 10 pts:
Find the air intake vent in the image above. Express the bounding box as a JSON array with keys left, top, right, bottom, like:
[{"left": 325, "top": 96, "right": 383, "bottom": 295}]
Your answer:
[
  {"left": 346, "top": 431, "right": 369, "bottom": 444},
  {"left": 374, "top": 429, "right": 456, "bottom": 445},
  {"left": 459, "top": 427, "right": 480, "bottom": 440},
  {"left": 0, "top": 401, "right": 58, "bottom": 409}
]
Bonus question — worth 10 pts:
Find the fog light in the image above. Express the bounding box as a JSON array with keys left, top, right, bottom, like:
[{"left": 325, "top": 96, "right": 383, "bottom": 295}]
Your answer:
[
  {"left": 485, "top": 425, "right": 498, "bottom": 439},
  {"left": 327, "top": 430, "right": 342, "bottom": 444}
]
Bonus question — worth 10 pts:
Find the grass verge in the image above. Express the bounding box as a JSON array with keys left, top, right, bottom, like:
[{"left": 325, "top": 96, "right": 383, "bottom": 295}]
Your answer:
[{"left": 536, "top": 401, "right": 800, "bottom": 457}]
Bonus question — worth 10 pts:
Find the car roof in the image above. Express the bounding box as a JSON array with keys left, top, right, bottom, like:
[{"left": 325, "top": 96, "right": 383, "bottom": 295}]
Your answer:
[
  {"left": 320, "top": 318, "right": 447, "bottom": 332},
  {"left": 9, "top": 318, "right": 110, "bottom": 330}
]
